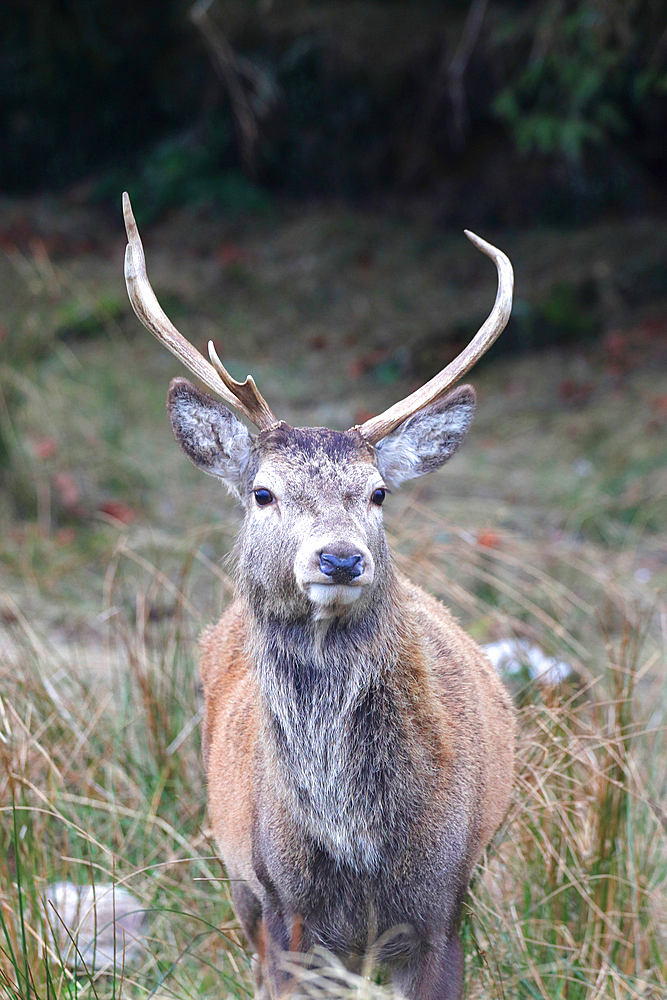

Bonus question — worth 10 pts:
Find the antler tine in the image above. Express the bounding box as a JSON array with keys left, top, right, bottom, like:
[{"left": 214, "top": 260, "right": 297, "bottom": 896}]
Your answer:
[
  {"left": 122, "top": 192, "right": 278, "bottom": 430},
  {"left": 208, "top": 341, "right": 278, "bottom": 431},
  {"left": 356, "top": 231, "right": 514, "bottom": 445}
]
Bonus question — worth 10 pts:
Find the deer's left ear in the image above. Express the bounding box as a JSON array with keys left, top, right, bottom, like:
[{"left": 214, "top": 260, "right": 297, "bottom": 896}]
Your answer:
[{"left": 375, "top": 385, "right": 475, "bottom": 487}]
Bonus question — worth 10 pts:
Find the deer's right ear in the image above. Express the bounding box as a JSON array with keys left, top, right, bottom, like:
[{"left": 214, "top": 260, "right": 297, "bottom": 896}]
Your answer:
[{"left": 167, "top": 378, "right": 253, "bottom": 495}]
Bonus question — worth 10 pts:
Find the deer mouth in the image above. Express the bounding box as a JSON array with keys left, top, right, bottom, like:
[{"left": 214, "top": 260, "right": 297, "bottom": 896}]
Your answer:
[
  {"left": 305, "top": 582, "right": 367, "bottom": 619},
  {"left": 307, "top": 581, "right": 365, "bottom": 602}
]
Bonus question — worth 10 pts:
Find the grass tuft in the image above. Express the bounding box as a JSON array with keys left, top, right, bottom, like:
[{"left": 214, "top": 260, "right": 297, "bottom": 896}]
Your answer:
[{"left": 2, "top": 508, "right": 665, "bottom": 998}]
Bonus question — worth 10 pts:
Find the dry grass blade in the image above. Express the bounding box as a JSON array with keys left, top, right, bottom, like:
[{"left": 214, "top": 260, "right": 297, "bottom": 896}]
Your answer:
[{"left": 3, "top": 502, "right": 665, "bottom": 998}]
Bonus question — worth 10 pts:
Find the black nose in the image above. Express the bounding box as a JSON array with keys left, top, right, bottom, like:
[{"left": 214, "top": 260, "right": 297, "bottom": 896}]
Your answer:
[{"left": 319, "top": 552, "right": 364, "bottom": 584}]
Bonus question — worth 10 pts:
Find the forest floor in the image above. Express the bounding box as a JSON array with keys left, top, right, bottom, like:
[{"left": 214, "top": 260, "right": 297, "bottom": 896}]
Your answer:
[
  {"left": 1, "top": 194, "right": 666, "bottom": 652},
  {"left": 1, "top": 195, "right": 666, "bottom": 999}
]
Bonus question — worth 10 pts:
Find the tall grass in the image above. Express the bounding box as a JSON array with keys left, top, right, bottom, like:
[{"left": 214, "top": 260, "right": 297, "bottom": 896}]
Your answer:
[
  {"left": 392, "top": 504, "right": 667, "bottom": 998},
  {"left": 1, "top": 501, "right": 664, "bottom": 999},
  {"left": 468, "top": 626, "right": 666, "bottom": 998},
  {"left": 0, "top": 538, "right": 251, "bottom": 1000}
]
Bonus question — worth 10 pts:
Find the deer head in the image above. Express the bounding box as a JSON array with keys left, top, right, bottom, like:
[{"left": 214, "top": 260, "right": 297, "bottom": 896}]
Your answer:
[{"left": 122, "top": 193, "right": 513, "bottom": 621}]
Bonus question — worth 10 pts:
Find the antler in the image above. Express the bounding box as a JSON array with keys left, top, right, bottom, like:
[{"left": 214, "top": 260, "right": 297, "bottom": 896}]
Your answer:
[
  {"left": 355, "top": 231, "right": 513, "bottom": 444},
  {"left": 122, "top": 192, "right": 278, "bottom": 431}
]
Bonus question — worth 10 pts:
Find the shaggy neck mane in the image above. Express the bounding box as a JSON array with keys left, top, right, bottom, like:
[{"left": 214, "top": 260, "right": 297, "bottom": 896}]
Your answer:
[{"left": 245, "top": 577, "right": 416, "bottom": 871}]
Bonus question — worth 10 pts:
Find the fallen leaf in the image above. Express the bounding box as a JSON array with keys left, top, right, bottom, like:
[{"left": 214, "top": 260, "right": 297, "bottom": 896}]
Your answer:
[
  {"left": 602, "top": 329, "right": 627, "bottom": 356},
  {"left": 52, "top": 472, "right": 80, "bottom": 509},
  {"left": 558, "top": 380, "right": 594, "bottom": 407},
  {"left": 55, "top": 527, "right": 76, "bottom": 545},
  {"left": 98, "top": 500, "right": 136, "bottom": 525},
  {"left": 32, "top": 436, "right": 58, "bottom": 460},
  {"left": 216, "top": 242, "right": 245, "bottom": 266},
  {"left": 650, "top": 394, "right": 667, "bottom": 418}
]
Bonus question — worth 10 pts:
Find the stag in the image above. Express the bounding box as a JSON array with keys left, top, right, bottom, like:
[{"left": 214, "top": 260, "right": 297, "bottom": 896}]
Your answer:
[{"left": 122, "top": 193, "right": 515, "bottom": 1000}]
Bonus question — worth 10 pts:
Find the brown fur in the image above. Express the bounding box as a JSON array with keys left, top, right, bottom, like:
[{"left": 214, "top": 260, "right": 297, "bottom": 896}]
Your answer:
[
  {"left": 201, "top": 579, "right": 514, "bottom": 864},
  {"left": 166, "top": 383, "right": 515, "bottom": 1000},
  {"left": 200, "top": 575, "right": 514, "bottom": 998}
]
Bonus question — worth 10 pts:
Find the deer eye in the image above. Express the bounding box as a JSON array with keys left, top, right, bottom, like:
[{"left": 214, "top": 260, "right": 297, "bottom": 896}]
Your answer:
[
  {"left": 371, "top": 488, "right": 386, "bottom": 507},
  {"left": 254, "top": 488, "right": 274, "bottom": 507}
]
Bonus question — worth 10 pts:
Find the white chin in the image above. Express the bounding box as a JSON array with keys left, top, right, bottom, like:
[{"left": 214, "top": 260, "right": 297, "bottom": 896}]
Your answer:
[{"left": 306, "top": 584, "right": 363, "bottom": 618}]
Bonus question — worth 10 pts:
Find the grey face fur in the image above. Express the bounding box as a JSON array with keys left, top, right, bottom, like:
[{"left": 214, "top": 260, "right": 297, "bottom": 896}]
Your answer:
[{"left": 167, "top": 378, "right": 475, "bottom": 620}]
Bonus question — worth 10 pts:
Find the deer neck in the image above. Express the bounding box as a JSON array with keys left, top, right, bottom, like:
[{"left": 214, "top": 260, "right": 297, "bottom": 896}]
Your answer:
[{"left": 246, "top": 574, "right": 411, "bottom": 871}]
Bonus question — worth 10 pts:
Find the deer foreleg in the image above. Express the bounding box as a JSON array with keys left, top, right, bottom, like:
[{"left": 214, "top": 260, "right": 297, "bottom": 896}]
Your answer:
[{"left": 392, "top": 929, "right": 463, "bottom": 1000}]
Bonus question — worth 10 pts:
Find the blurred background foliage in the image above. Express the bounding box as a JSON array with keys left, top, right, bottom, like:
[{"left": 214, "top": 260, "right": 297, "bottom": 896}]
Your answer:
[
  {"left": 1, "top": 0, "right": 666, "bottom": 224},
  {"left": 1, "top": 0, "right": 666, "bottom": 532}
]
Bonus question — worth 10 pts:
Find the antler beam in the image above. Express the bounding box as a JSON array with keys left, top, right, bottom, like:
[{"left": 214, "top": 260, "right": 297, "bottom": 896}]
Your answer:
[
  {"left": 123, "top": 192, "right": 278, "bottom": 431},
  {"left": 356, "top": 231, "right": 513, "bottom": 444}
]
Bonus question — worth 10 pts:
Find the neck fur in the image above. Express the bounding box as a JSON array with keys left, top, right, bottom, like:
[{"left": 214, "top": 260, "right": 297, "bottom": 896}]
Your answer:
[{"left": 246, "top": 576, "right": 409, "bottom": 870}]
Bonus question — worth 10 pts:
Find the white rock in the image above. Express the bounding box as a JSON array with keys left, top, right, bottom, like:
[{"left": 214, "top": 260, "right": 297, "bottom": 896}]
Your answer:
[
  {"left": 483, "top": 639, "right": 573, "bottom": 685},
  {"left": 44, "top": 882, "right": 147, "bottom": 971}
]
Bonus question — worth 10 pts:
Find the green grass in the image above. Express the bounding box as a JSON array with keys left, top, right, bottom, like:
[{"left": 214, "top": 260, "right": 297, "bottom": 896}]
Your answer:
[
  {"left": 389, "top": 505, "right": 666, "bottom": 997},
  {"left": 1, "top": 554, "right": 250, "bottom": 1000},
  {"left": 1, "top": 204, "right": 666, "bottom": 997},
  {"left": 467, "top": 618, "right": 667, "bottom": 997},
  {"left": 2, "top": 504, "right": 665, "bottom": 999}
]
